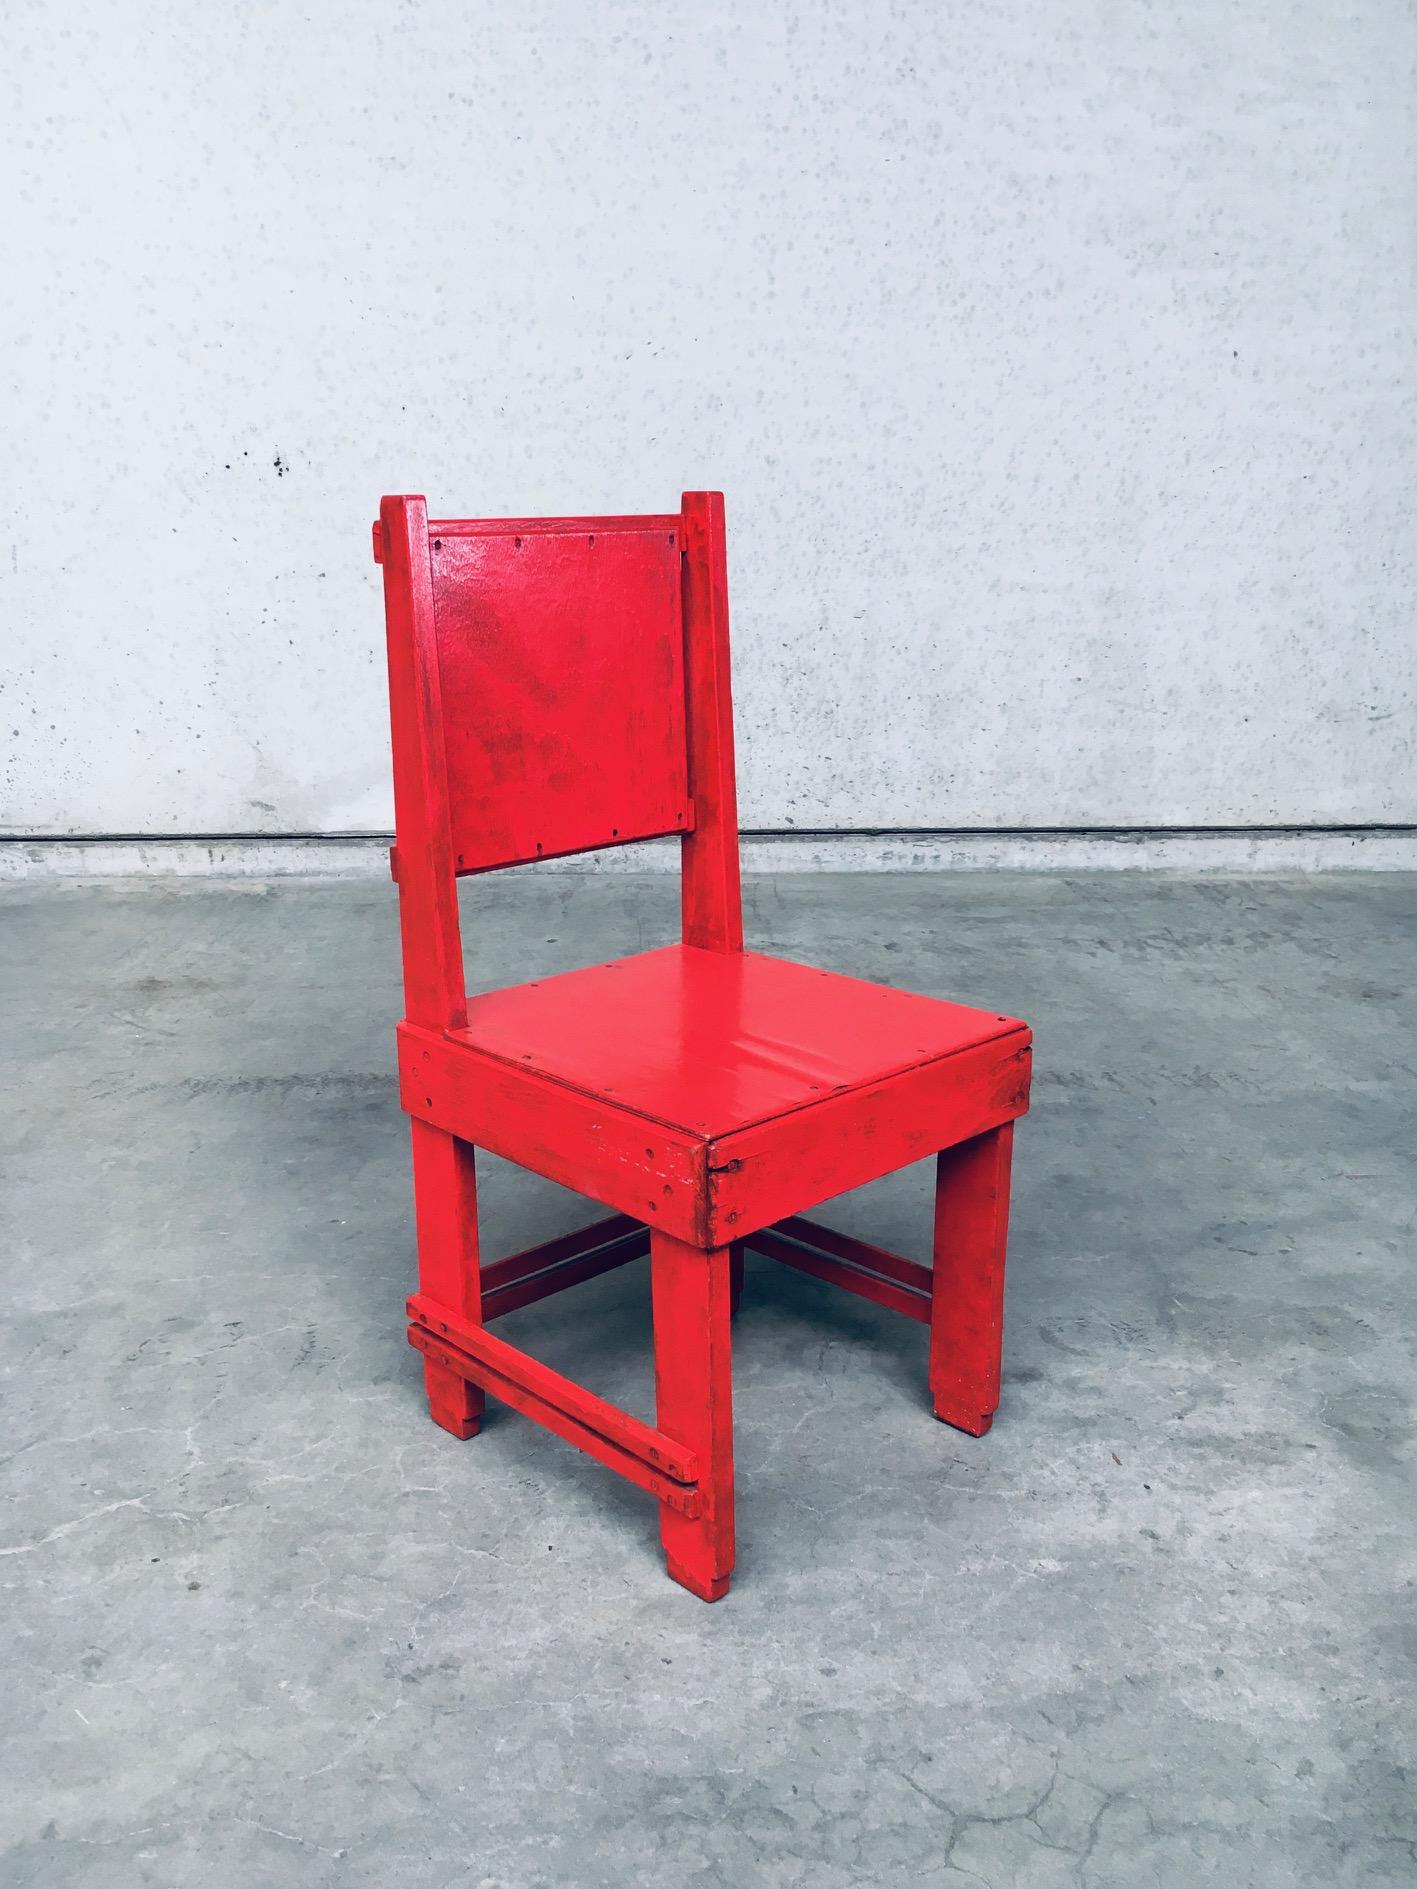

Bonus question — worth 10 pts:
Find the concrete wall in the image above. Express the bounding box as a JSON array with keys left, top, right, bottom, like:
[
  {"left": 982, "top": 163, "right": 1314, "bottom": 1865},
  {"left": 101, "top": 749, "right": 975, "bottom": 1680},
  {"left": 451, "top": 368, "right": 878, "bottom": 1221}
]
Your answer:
[{"left": 5, "top": 0, "right": 1413, "bottom": 841}]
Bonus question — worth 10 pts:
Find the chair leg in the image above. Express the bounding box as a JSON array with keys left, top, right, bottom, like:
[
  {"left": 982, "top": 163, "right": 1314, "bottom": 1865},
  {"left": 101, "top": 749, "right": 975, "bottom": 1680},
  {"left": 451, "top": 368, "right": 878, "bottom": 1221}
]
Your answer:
[
  {"left": 410, "top": 1119, "right": 485, "bottom": 1440},
  {"left": 650, "top": 1232, "right": 736, "bottom": 1601},
  {"left": 930, "top": 1123, "right": 1014, "bottom": 1436},
  {"left": 729, "top": 1241, "right": 745, "bottom": 1316}
]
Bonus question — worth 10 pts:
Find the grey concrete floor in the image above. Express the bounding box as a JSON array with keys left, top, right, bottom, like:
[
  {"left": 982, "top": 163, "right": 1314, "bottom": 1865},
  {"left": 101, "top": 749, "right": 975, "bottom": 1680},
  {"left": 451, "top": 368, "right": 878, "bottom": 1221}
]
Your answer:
[{"left": 2, "top": 871, "right": 1413, "bottom": 1888}]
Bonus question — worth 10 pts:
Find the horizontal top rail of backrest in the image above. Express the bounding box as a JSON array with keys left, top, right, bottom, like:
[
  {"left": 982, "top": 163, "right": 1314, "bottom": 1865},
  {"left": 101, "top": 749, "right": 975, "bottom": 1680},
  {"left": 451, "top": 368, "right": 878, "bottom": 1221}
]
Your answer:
[
  {"left": 429, "top": 515, "right": 683, "bottom": 541},
  {"left": 378, "top": 512, "right": 694, "bottom": 874}
]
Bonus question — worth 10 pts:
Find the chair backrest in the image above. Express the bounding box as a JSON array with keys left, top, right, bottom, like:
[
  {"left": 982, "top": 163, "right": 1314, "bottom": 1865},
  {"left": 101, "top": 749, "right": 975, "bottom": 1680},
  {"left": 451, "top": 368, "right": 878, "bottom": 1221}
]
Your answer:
[{"left": 375, "top": 491, "right": 742, "bottom": 1029}]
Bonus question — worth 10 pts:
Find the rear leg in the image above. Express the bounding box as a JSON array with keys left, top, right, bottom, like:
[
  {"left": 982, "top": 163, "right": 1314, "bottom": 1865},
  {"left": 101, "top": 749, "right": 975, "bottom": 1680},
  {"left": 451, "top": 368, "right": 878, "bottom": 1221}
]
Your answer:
[{"left": 930, "top": 1124, "right": 1014, "bottom": 1436}]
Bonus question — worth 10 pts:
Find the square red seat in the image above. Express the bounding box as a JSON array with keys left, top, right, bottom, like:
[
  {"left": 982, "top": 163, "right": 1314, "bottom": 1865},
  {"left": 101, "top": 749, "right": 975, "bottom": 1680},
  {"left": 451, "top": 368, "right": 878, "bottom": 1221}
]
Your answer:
[
  {"left": 375, "top": 491, "right": 1032, "bottom": 1600},
  {"left": 461, "top": 945, "right": 1025, "bottom": 1139}
]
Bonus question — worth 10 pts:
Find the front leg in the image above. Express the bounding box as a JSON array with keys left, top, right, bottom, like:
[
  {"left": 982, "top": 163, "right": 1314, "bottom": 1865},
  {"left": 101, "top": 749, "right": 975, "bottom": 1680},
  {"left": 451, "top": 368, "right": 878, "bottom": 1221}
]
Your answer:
[
  {"left": 650, "top": 1232, "right": 736, "bottom": 1600},
  {"left": 410, "top": 1120, "right": 485, "bottom": 1439}
]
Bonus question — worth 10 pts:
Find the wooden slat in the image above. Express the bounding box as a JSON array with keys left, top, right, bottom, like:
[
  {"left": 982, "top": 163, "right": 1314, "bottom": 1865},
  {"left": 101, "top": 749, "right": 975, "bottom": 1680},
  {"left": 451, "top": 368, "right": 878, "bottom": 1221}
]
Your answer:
[
  {"left": 407, "top": 1293, "right": 696, "bottom": 1483},
  {"left": 481, "top": 1231, "right": 647, "bottom": 1321},
  {"left": 747, "top": 1228, "right": 932, "bottom": 1323},
  {"left": 480, "top": 1214, "right": 643, "bottom": 1293},
  {"left": 374, "top": 515, "right": 683, "bottom": 561},
  {"left": 398, "top": 1022, "right": 709, "bottom": 1244},
  {"left": 774, "top": 1215, "right": 933, "bottom": 1295},
  {"left": 430, "top": 514, "right": 683, "bottom": 539},
  {"left": 408, "top": 1325, "right": 702, "bottom": 1517}
]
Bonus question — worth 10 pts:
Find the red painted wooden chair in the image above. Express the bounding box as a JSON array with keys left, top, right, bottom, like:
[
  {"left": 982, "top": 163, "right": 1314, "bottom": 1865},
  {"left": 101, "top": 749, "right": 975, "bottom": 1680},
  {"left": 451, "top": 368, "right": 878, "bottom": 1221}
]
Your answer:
[{"left": 373, "top": 492, "right": 1031, "bottom": 1600}]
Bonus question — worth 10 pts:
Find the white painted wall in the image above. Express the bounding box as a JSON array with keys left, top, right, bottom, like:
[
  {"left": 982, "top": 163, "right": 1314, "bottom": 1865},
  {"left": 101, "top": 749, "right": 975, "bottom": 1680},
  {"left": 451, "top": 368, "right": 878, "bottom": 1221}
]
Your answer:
[{"left": 4, "top": 0, "right": 1414, "bottom": 840}]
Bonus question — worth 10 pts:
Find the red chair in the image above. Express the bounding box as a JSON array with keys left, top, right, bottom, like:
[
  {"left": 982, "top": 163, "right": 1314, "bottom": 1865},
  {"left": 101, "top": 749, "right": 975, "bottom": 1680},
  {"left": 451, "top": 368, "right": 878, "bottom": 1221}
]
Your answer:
[{"left": 374, "top": 492, "right": 1031, "bottom": 1600}]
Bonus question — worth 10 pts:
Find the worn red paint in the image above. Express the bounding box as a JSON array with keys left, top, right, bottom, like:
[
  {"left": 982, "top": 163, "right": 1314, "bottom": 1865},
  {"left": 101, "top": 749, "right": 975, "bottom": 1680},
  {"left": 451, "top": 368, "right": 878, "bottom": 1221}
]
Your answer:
[{"left": 376, "top": 491, "right": 1032, "bottom": 1600}]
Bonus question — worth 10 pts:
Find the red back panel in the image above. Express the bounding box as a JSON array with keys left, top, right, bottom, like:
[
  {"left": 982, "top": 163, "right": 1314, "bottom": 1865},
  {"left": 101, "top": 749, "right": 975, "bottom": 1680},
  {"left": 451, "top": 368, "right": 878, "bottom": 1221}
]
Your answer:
[{"left": 428, "top": 519, "right": 691, "bottom": 872}]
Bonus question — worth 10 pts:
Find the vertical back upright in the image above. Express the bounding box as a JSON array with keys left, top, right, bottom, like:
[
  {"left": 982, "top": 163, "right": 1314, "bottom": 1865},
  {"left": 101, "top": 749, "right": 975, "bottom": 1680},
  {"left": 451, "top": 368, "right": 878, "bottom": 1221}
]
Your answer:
[
  {"left": 679, "top": 491, "right": 744, "bottom": 952},
  {"left": 379, "top": 495, "right": 467, "bottom": 1029}
]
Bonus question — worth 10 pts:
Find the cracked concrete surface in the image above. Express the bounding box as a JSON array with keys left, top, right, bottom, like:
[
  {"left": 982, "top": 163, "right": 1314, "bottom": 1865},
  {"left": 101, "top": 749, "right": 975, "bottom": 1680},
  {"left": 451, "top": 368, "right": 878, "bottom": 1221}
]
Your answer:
[{"left": 2, "top": 872, "right": 1413, "bottom": 1887}]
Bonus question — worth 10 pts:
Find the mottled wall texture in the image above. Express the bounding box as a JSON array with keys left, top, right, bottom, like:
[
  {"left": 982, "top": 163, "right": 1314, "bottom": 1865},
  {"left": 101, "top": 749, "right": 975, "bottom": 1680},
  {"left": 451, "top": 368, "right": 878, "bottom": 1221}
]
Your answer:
[{"left": 5, "top": 1, "right": 1414, "bottom": 837}]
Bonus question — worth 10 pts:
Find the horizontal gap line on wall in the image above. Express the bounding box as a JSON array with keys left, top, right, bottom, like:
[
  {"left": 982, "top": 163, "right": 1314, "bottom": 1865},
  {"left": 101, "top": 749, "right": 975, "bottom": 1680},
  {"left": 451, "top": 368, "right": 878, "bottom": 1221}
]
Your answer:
[
  {"left": 4, "top": 825, "right": 1416, "bottom": 844},
  {"left": 758, "top": 823, "right": 1417, "bottom": 838},
  {"left": 5, "top": 828, "right": 1417, "bottom": 878}
]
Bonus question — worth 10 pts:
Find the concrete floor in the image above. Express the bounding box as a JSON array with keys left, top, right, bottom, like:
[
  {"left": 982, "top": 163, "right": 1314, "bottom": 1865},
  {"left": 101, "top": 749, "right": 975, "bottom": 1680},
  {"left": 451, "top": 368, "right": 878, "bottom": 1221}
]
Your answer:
[{"left": 2, "top": 871, "right": 1413, "bottom": 1888}]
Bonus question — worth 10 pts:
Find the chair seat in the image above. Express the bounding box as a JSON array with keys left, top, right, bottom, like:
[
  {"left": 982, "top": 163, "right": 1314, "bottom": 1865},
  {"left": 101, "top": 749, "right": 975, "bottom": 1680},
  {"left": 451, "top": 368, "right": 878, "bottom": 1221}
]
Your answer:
[{"left": 452, "top": 944, "right": 1026, "bottom": 1139}]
